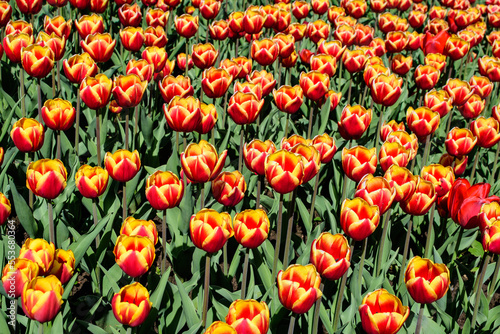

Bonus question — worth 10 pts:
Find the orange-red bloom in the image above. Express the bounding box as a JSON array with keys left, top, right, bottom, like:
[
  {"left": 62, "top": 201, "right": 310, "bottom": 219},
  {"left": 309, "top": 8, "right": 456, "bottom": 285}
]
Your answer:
[
  {"left": 458, "top": 94, "right": 485, "bottom": 120},
  {"left": 248, "top": 70, "right": 276, "bottom": 96},
  {"left": 342, "top": 146, "right": 377, "bottom": 182},
  {"left": 181, "top": 140, "right": 227, "bottom": 183},
  {"left": 371, "top": 74, "right": 403, "bottom": 106},
  {"left": 421, "top": 164, "right": 455, "bottom": 197},
  {"left": 2, "top": 258, "right": 38, "bottom": 298},
  {"left": 445, "top": 128, "right": 477, "bottom": 157},
  {"left": 406, "top": 107, "right": 440, "bottom": 140},
  {"left": 175, "top": 14, "right": 199, "bottom": 38},
  {"left": 80, "top": 74, "right": 112, "bottom": 110},
  {"left": 414, "top": 65, "right": 440, "bottom": 91},
  {"left": 359, "top": 289, "right": 409, "bottom": 334},
  {"left": 299, "top": 71, "right": 330, "bottom": 101},
  {"left": 400, "top": 177, "right": 436, "bottom": 215},
  {"left": 277, "top": 264, "right": 322, "bottom": 314},
  {"left": 118, "top": 3, "right": 142, "bottom": 27},
  {"left": 75, "top": 164, "right": 109, "bottom": 198},
  {"left": 21, "top": 44, "right": 54, "bottom": 79},
  {"left": 310, "top": 232, "right": 351, "bottom": 280},
  {"left": 105, "top": 149, "right": 141, "bottom": 183},
  {"left": 212, "top": 171, "right": 246, "bottom": 207},
  {"left": 145, "top": 170, "right": 183, "bottom": 210},
  {"left": 21, "top": 275, "right": 63, "bottom": 323},
  {"left": 63, "top": 53, "right": 98, "bottom": 84},
  {"left": 378, "top": 141, "right": 410, "bottom": 172},
  {"left": 338, "top": 105, "right": 372, "bottom": 140},
  {"left": 444, "top": 79, "right": 473, "bottom": 106},
  {"left": 74, "top": 14, "right": 104, "bottom": 40},
  {"left": 48, "top": 249, "right": 75, "bottom": 284},
  {"left": 10, "top": 118, "right": 44, "bottom": 153},
  {"left": 111, "top": 283, "right": 152, "bottom": 327},
  {"left": 202, "top": 67, "right": 232, "bottom": 99},
  {"left": 225, "top": 299, "right": 270, "bottom": 334},
  {"left": 112, "top": 74, "right": 147, "bottom": 108},
  {"left": 164, "top": 96, "right": 202, "bottom": 132},
  {"left": 26, "top": 159, "right": 67, "bottom": 200},
  {"left": 41, "top": 98, "right": 76, "bottom": 131},
  {"left": 273, "top": 85, "right": 303, "bottom": 114},
  {"left": 265, "top": 150, "right": 304, "bottom": 194},
  {"left": 251, "top": 39, "right": 279, "bottom": 66},
  {"left": 424, "top": 89, "right": 453, "bottom": 118},
  {"left": 471, "top": 117, "right": 500, "bottom": 149},
  {"left": 18, "top": 238, "right": 55, "bottom": 276},
  {"left": 243, "top": 139, "right": 276, "bottom": 176},
  {"left": 384, "top": 165, "right": 417, "bottom": 202},
  {"left": 80, "top": 33, "right": 116, "bottom": 63},
  {"left": 232, "top": 209, "right": 270, "bottom": 249},
  {"left": 340, "top": 197, "right": 380, "bottom": 241},
  {"left": 228, "top": 92, "right": 264, "bottom": 125},
  {"left": 190, "top": 209, "right": 232, "bottom": 253},
  {"left": 119, "top": 27, "right": 144, "bottom": 52},
  {"left": 114, "top": 235, "right": 155, "bottom": 277},
  {"left": 405, "top": 256, "right": 450, "bottom": 304},
  {"left": 2, "top": 33, "right": 32, "bottom": 63},
  {"left": 311, "top": 133, "right": 337, "bottom": 163}
]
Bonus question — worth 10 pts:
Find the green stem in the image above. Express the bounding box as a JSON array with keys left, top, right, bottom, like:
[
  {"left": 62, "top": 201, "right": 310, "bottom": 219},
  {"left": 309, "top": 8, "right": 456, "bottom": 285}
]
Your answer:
[
  {"left": 287, "top": 313, "right": 296, "bottom": 334},
  {"left": 284, "top": 113, "right": 290, "bottom": 139},
  {"left": 470, "top": 150, "right": 480, "bottom": 184},
  {"left": 96, "top": 108, "right": 102, "bottom": 167},
  {"left": 375, "top": 106, "right": 385, "bottom": 153},
  {"left": 424, "top": 204, "right": 436, "bottom": 259},
  {"left": 445, "top": 107, "right": 455, "bottom": 136},
  {"left": 240, "top": 248, "right": 250, "bottom": 299},
  {"left": 122, "top": 182, "right": 127, "bottom": 221},
  {"left": 56, "top": 131, "right": 61, "bottom": 160},
  {"left": 20, "top": 70, "right": 26, "bottom": 118},
  {"left": 399, "top": 218, "right": 413, "bottom": 286},
  {"left": 283, "top": 189, "right": 297, "bottom": 269},
  {"left": 311, "top": 283, "right": 325, "bottom": 334},
  {"left": 185, "top": 40, "right": 189, "bottom": 78},
  {"left": 333, "top": 242, "right": 355, "bottom": 331},
  {"left": 415, "top": 304, "right": 424, "bottom": 334},
  {"left": 487, "top": 255, "right": 500, "bottom": 300},
  {"left": 308, "top": 172, "right": 320, "bottom": 230},
  {"left": 346, "top": 76, "right": 353, "bottom": 106},
  {"left": 48, "top": 201, "right": 55, "bottom": 246},
  {"left": 161, "top": 209, "right": 167, "bottom": 274},
  {"left": 488, "top": 143, "right": 500, "bottom": 184},
  {"left": 75, "top": 89, "right": 81, "bottom": 155},
  {"left": 307, "top": 101, "right": 315, "bottom": 139},
  {"left": 376, "top": 208, "right": 391, "bottom": 277},
  {"left": 271, "top": 193, "right": 285, "bottom": 280},
  {"left": 451, "top": 227, "right": 464, "bottom": 264},
  {"left": 52, "top": 67, "right": 56, "bottom": 98},
  {"left": 92, "top": 198, "right": 101, "bottom": 292},
  {"left": 471, "top": 254, "right": 491, "bottom": 329},
  {"left": 256, "top": 175, "right": 262, "bottom": 210},
  {"left": 337, "top": 61, "right": 343, "bottom": 92},
  {"left": 125, "top": 109, "right": 129, "bottom": 151},
  {"left": 37, "top": 79, "right": 42, "bottom": 122},
  {"left": 223, "top": 242, "right": 228, "bottom": 276},
  {"left": 358, "top": 238, "right": 368, "bottom": 292},
  {"left": 422, "top": 134, "right": 431, "bottom": 168},
  {"left": 202, "top": 254, "right": 211, "bottom": 328},
  {"left": 238, "top": 126, "right": 244, "bottom": 172},
  {"left": 200, "top": 184, "right": 205, "bottom": 209}
]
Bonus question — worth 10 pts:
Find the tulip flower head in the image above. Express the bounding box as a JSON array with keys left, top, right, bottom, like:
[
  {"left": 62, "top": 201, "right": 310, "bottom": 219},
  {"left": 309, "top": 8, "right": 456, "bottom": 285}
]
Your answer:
[
  {"left": 114, "top": 235, "right": 156, "bottom": 277},
  {"left": 421, "top": 164, "right": 455, "bottom": 197},
  {"left": 406, "top": 107, "right": 440, "bottom": 140},
  {"left": 190, "top": 209, "right": 233, "bottom": 253},
  {"left": 211, "top": 171, "right": 246, "bottom": 207},
  {"left": 63, "top": 53, "right": 98, "bottom": 85},
  {"left": 145, "top": 170, "right": 183, "bottom": 210},
  {"left": 202, "top": 67, "right": 233, "bottom": 99},
  {"left": 359, "top": 289, "right": 409, "bottom": 334},
  {"left": 105, "top": 149, "right": 141, "bottom": 183},
  {"left": 80, "top": 74, "right": 113, "bottom": 110},
  {"left": 340, "top": 197, "right": 380, "bottom": 241},
  {"left": 19, "top": 238, "right": 55, "bottom": 276},
  {"left": 26, "top": 159, "right": 67, "bottom": 200},
  {"left": 205, "top": 321, "right": 237, "bottom": 334},
  {"left": 265, "top": 150, "right": 304, "bottom": 194},
  {"left": 112, "top": 282, "right": 152, "bottom": 327},
  {"left": 181, "top": 140, "right": 227, "bottom": 183},
  {"left": 310, "top": 232, "right": 351, "bottom": 280},
  {"left": 243, "top": 139, "right": 276, "bottom": 176},
  {"left": 445, "top": 127, "right": 477, "bottom": 157},
  {"left": 41, "top": 99, "right": 76, "bottom": 131},
  {"left": 75, "top": 164, "right": 109, "bottom": 198},
  {"left": 355, "top": 174, "right": 396, "bottom": 214},
  {"left": 227, "top": 91, "right": 264, "bottom": 125},
  {"left": 405, "top": 256, "right": 450, "bottom": 304},
  {"left": 48, "top": 249, "right": 75, "bottom": 284},
  {"left": 277, "top": 264, "right": 322, "bottom": 314},
  {"left": 21, "top": 44, "right": 54, "bottom": 79},
  {"left": 338, "top": 105, "right": 372, "bottom": 140},
  {"left": 400, "top": 177, "right": 436, "bottom": 216},
  {"left": 342, "top": 146, "right": 377, "bottom": 182},
  {"left": 22, "top": 275, "right": 63, "bottom": 323},
  {"left": 10, "top": 118, "right": 44, "bottom": 153},
  {"left": 225, "top": 299, "right": 270, "bottom": 334},
  {"left": 1, "top": 258, "right": 38, "bottom": 298},
  {"left": 233, "top": 209, "right": 270, "bottom": 249},
  {"left": 311, "top": 133, "right": 337, "bottom": 164}
]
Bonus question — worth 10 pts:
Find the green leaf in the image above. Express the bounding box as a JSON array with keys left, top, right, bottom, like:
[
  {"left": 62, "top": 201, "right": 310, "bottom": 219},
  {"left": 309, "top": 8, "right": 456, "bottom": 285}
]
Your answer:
[
  {"left": 469, "top": 240, "right": 484, "bottom": 258},
  {"left": 69, "top": 214, "right": 111, "bottom": 267},
  {"left": 174, "top": 274, "right": 200, "bottom": 328},
  {"left": 9, "top": 179, "right": 37, "bottom": 237}
]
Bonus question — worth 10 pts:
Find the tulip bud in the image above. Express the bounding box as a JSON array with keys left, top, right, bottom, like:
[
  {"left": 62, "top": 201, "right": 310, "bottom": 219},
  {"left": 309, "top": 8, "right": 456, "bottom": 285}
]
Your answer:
[
  {"left": 400, "top": 177, "right": 436, "bottom": 216},
  {"left": 22, "top": 275, "right": 63, "bottom": 322},
  {"left": 299, "top": 71, "right": 330, "bottom": 101},
  {"left": 225, "top": 299, "right": 270, "bottom": 333},
  {"left": 10, "top": 118, "right": 44, "bottom": 153},
  {"left": 2, "top": 258, "right": 38, "bottom": 298},
  {"left": 359, "top": 289, "right": 409, "bottom": 334},
  {"left": 105, "top": 149, "right": 141, "bottom": 183},
  {"left": 142, "top": 46, "right": 168, "bottom": 73},
  {"left": 228, "top": 92, "right": 264, "bottom": 125},
  {"left": 80, "top": 33, "right": 116, "bottom": 63},
  {"left": 80, "top": 74, "right": 112, "bottom": 110},
  {"left": 469, "top": 75, "right": 493, "bottom": 99},
  {"left": 2, "top": 33, "right": 32, "bottom": 63},
  {"left": 233, "top": 209, "right": 270, "bottom": 249},
  {"left": 414, "top": 65, "right": 440, "bottom": 91},
  {"left": 164, "top": 96, "right": 202, "bottom": 132},
  {"left": 114, "top": 235, "right": 155, "bottom": 277},
  {"left": 424, "top": 53, "right": 446, "bottom": 72},
  {"left": 251, "top": 39, "right": 279, "bottom": 66},
  {"left": 277, "top": 264, "right": 322, "bottom": 314},
  {"left": 445, "top": 127, "right": 477, "bottom": 157},
  {"left": 74, "top": 14, "right": 104, "bottom": 40},
  {"left": 19, "top": 238, "right": 55, "bottom": 275},
  {"left": 212, "top": 171, "right": 246, "bottom": 207},
  {"left": 338, "top": 105, "right": 372, "bottom": 140},
  {"left": 5, "top": 19, "right": 32, "bottom": 35},
  {"left": 209, "top": 20, "right": 229, "bottom": 40},
  {"left": 311, "top": 133, "right": 337, "bottom": 163},
  {"left": 405, "top": 256, "right": 450, "bottom": 304},
  {"left": 202, "top": 67, "right": 233, "bottom": 99},
  {"left": 424, "top": 89, "right": 453, "bottom": 118},
  {"left": 380, "top": 120, "right": 405, "bottom": 142},
  {"left": 26, "top": 159, "right": 67, "bottom": 200},
  {"left": 247, "top": 70, "right": 275, "bottom": 96},
  {"left": 378, "top": 141, "right": 410, "bottom": 172},
  {"left": 340, "top": 197, "right": 380, "bottom": 241},
  {"left": 421, "top": 164, "right": 455, "bottom": 197},
  {"left": 391, "top": 54, "right": 412, "bottom": 76},
  {"left": 439, "top": 154, "right": 467, "bottom": 176},
  {"left": 445, "top": 35, "right": 470, "bottom": 61},
  {"left": 21, "top": 44, "right": 54, "bottom": 79},
  {"left": 74, "top": 164, "right": 109, "bottom": 199},
  {"left": 181, "top": 140, "right": 227, "bottom": 183},
  {"left": 355, "top": 174, "right": 396, "bottom": 214},
  {"left": 471, "top": 117, "right": 500, "bottom": 149},
  {"left": 145, "top": 170, "right": 183, "bottom": 210},
  {"left": 265, "top": 150, "right": 304, "bottom": 194},
  {"left": 310, "top": 232, "right": 351, "bottom": 280},
  {"left": 371, "top": 74, "right": 403, "bottom": 107},
  {"left": 342, "top": 48, "right": 367, "bottom": 73},
  {"left": 120, "top": 217, "right": 158, "bottom": 245},
  {"left": 444, "top": 78, "right": 473, "bottom": 106},
  {"left": 458, "top": 94, "right": 485, "bottom": 120},
  {"left": 342, "top": 146, "right": 377, "bottom": 182},
  {"left": 290, "top": 144, "right": 321, "bottom": 183},
  {"left": 175, "top": 14, "right": 199, "bottom": 38},
  {"left": 190, "top": 209, "right": 233, "bottom": 253},
  {"left": 41, "top": 98, "right": 76, "bottom": 131},
  {"left": 111, "top": 283, "right": 152, "bottom": 327}
]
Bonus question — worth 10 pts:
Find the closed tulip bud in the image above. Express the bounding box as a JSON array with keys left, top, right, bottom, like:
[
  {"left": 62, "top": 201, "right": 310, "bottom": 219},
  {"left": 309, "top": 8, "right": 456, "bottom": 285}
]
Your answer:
[
  {"left": 233, "top": 209, "right": 270, "bottom": 249},
  {"left": 421, "top": 164, "right": 455, "bottom": 197},
  {"left": 312, "top": 0, "right": 329, "bottom": 14},
  {"left": 359, "top": 289, "right": 409, "bottom": 334},
  {"left": 406, "top": 31, "right": 423, "bottom": 51},
  {"left": 311, "top": 133, "right": 337, "bottom": 163},
  {"left": 89, "top": 0, "right": 108, "bottom": 14},
  {"left": 288, "top": 23, "right": 307, "bottom": 42},
  {"left": 310, "top": 232, "right": 351, "bottom": 280},
  {"left": 202, "top": 67, "right": 232, "bottom": 99},
  {"left": 26, "top": 159, "right": 67, "bottom": 200},
  {"left": 243, "top": 139, "right": 276, "bottom": 176},
  {"left": 228, "top": 92, "right": 264, "bottom": 125},
  {"left": 424, "top": 89, "right": 453, "bottom": 118},
  {"left": 319, "top": 89, "right": 342, "bottom": 111},
  {"left": 409, "top": 10, "right": 426, "bottom": 28},
  {"left": 290, "top": 144, "right": 320, "bottom": 183},
  {"left": 75, "top": 164, "right": 109, "bottom": 198},
  {"left": 444, "top": 79, "right": 473, "bottom": 106},
  {"left": 298, "top": 49, "right": 313, "bottom": 65},
  {"left": 191, "top": 43, "right": 218, "bottom": 70},
  {"left": 414, "top": 65, "right": 440, "bottom": 91},
  {"left": 334, "top": 24, "right": 356, "bottom": 47},
  {"left": 190, "top": 209, "right": 232, "bottom": 253},
  {"left": 145, "top": 170, "right": 183, "bottom": 210},
  {"left": 445, "top": 35, "right": 469, "bottom": 61},
  {"left": 44, "top": 16, "right": 71, "bottom": 39},
  {"left": 338, "top": 105, "right": 372, "bottom": 140},
  {"left": 471, "top": 117, "right": 500, "bottom": 148},
  {"left": 112, "top": 74, "right": 147, "bottom": 108},
  {"left": 292, "top": 1, "right": 309, "bottom": 19},
  {"left": 3, "top": 33, "right": 32, "bottom": 63},
  {"left": 21, "top": 44, "right": 54, "bottom": 79},
  {"left": 205, "top": 321, "right": 237, "bottom": 334},
  {"left": 391, "top": 54, "right": 412, "bottom": 76},
  {"left": 369, "top": 38, "right": 386, "bottom": 57},
  {"left": 379, "top": 141, "right": 410, "bottom": 172},
  {"left": 120, "top": 217, "right": 158, "bottom": 245},
  {"left": 406, "top": 107, "right": 440, "bottom": 140},
  {"left": 22, "top": 275, "right": 63, "bottom": 323},
  {"left": 10, "top": 118, "right": 44, "bottom": 153},
  {"left": 218, "top": 59, "right": 240, "bottom": 80},
  {"left": 105, "top": 149, "right": 141, "bottom": 183},
  {"left": 248, "top": 70, "right": 275, "bottom": 96},
  {"left": 197, "top": 103, "right": 218, "bottom": 134},
  {"left": 400, "top": 177, "right": 436, "bottom": 215},
  {"left": 144, "top": 26, "right": 167, "bottom": 48},
  {"left": 80, "top": 74, "right": 112, "bottom": 110},
  {"left": 327, "top": 5, "right": 344, "bottom": 23},
  {"left": 5, "top": 20, "right": 32, "bottom": 35},
  {"left": 212, "top": 171, "right": 246, "bottom": 207},
  {"left": 47, "top": 249, "right": 75, "bottom": 284},
  {"left": 340, "top": 197, "right": 380, "bottom": 240},
  {"left": 277, "top": 264, "right": 322, "bottom": 314},
  {"left": 74, "top": 14, "right": 104, "bottom": 40},
  {"left": 378, "top": 12, "right": 397, "bottom": 33},
  {"left": 273, "top": 85, "right": 303, "bottom": 114},
  {"left": 370, "top": 0, "right": 387, "bottom": 12},
  {"left": 445, "top": 127, "right": 477, "bottom": 157},
  {"left": 81, "top": 33, "right": 116, "bottom": 63},
  {"left": 486, "top": 60, "right": 500, "bottom": 83},
  {"left": 363, "top": 64, "right": 389, "bottom": 87},
  {"left": 199, "top": 0, "right": 220, "bottom": 20},
  {"left": 426, "top": 18, "right": 449, "bottom": 35},
  {"left": 0, "top": 1, "right": 11, "bottom": 27},
  {"left": 424, "top": 53, "right": 446, "bottom": 72},
  {"left": 353, "top": 24, "right": 373, "bottom": 46},
  {"left": 342, "top": 48, "right": 367, "bottom": 73},
  {"left": 439, "top": 154, "right": 467, "bottom": 176},
  {"left": 384, "top": 165, "right": 417, "bottom": 202},
  {"left": 281, "top": 135, "right": 309, "bottom": 151},
  {"left": 251, "top": 39, "right": 278, "bottom": 67},
  {"left": 164, "top": 96, "right": 203, "bottom": 132},
  {"left": 126, "top": 59, "right": 153, "bottom": 82},
  {"left": 342, "top": 146, "right": 377, "bottom": 182},
  {"left": 175, "top": 14, "right": 198, "bottom": 38},
  {"left": 225, "top": 299, "right": 270, "bottom": 334},
  {"left": 63, "top": 53, "right": 98, "bottom": 84},
  {"left": 41, "top": 99, "right": 75, "bottom": 131},
  {"left": 458, "top": 94, "right": 485, "bottom": 120},
  {"left": 299, "top": 71, "right": 330, "bottom": 101},
  {"left": 429, "top": 6, "right": 446, "bottom": 20},
  {"left": 233, "top": 57, "right": 253, "bottom": 79},
  {"left": 347, "top": 0, "right": 368, "bottom": 18},
  {"left": 371, "top": 74, "right": 403, "bottom": 107},
  {"left": 274, "top": 8, "right": 291, "bottom": 32},
  {"left": 114, "top": 235, "right": 155, "bottom": 277},
  {"left": 181, "top": 140, "right": 227, "bottom": 183},
  {"left": 2, "top": 258, "right": 38, "bottom": 298},
  {"left": 119, "top": 27, "right": 144, "bottom": 52},
  {"left": 405, "top": 256, "right": 450, "bottom": 304},
  {"left": 19, "top": 238, "right": 55, "bottom": 275},
  {"left": 380, "top": 120, "right": 405, "bottom": 142},
  {"left": 317, "top": 40, "right": 345, "bottom": 61},
  {"left": 112, "top": 282, "right": 152, "bottom": 327},
  {"left": 265, "top": 150, "right": 304, "bottom": 194},
  {"left": 469, "top": 76, "right": 493, "bottom": 99}
]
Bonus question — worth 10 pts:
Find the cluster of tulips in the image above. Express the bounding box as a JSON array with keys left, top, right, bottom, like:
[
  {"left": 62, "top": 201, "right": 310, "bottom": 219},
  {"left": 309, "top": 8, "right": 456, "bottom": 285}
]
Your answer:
[{"left": 0, "top": 0, "right": 500, "bottom": 332}]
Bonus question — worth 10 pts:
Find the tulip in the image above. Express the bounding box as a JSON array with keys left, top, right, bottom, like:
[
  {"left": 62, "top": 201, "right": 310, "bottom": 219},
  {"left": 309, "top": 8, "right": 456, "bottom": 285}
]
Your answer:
[
  {"left": 205, "top": 321, "right": 237, "bottom": 334},
  {"left": 405, "top": 256, "right": 450, "bottom": 304},
  {"left": 359, "top": 289, "right": 409, "bottom": 334},
  {"left": 469, "top": 76, "right": 493, "bottom": 99},
  {"left": 47, "top": 249, "right": 75, "bottom": 285},
  {"left": 41, "top": 99, "right": 75, "bottom": 131},
  {"left": 69, "top": 0, "right": 89, "bottom": 9},
  {"left": 10, "top": 118, "right": 44, "bottom": 153},
  {"left": 400, "top": 177, "right": 436, "bottom": 216},
  {"left": 80, "top": 33, "right": 116, "bottom": 63},
  {"left": 307, "top": 19, "right": 330, "bottom": 44},
  {"left": 19, "top": 238, "right": 55, "bottom": 276},
  {"left": 386, "top": 130, "right": 419, "bottom": 160},
  {"left": 2, "top": 33, "right": 32, "bottom": 63},
  {"left": 26, "top": 159, "right": 67, "bottom": 200},
  {"left": 281, "top": 135, "right": 309, "bottom": 151},
  {"left": 355, "top": 174, "right": 396, "bottom": 214},
  {"left": 414, "top": 65, "right": 440, "bottom": 91},
  {"left": 380, "top": 120, "right": 405, "bottom": 142},
  {"left": 242, "top": 8, "right": 264, "bottom": 34},
  {"left": 120, "top": 217, "right": 158, "bottom": 245},
  {"left": 197, "top": 103, "right": 217, "bottom": 135},
  {"left": 391, "top": 54, "right": 412, "bottom": 76},
  {"left": 111, "top": 282, "right": 152, "bottom": 327},
  {"left": 445, "top": 127, "right": 477, "bottom": 157},
  {"left": 43, "top": 16, "right": 71, "bottom": 39},
  {"left": 385, "top": 31, "right": 408, "bottom": 54},
  {"left": 0, "top": 191, "right": 9, "bottom": 225},
  {"left": 145, "top": 7, "right": 166, "bottom": 27},
  {"left": 272, "top": 85, "right": 303, "bottom": 115},
  {"left": 290, "top": 144, "right": 320, "bottom": 183},
  {"left": 424, "top": 53, "right": 446, "bottom": 72},
  {"left": 424, "top": 89, "right": 453, "bottom": 118},
  {"left": 481, "top": 217, "right": 500, "bottom": 254},
  {"left": 212, "top": 171, "right": 246, "bottom": 207},
  {"left": 406, "top": 107, "right": 440, "bottom": 140},
  {"left": 164, "top": 96, "right": 203, "bottom": 133},
  {"left": 227, "top": 92, "right": 264, "bottom": 125},
  {"left": 444, "top": 79, "right": 473, "bottom": 106},
  {"left": 2, "top": 258, "right": 38, "bottom": 299},
  {"left": 378, "top": 141, "right": 410, "bottom": 172},
  {"left": 311, "top": 134, "right": 336, "bottom": 164},
  {"left": 144, "top": 26, "right": 167, "bottom": 48},
  {"left": 439, "top": 154, "right": 467, "bottom": 176},
  {"left": 158, "top": 75, "right": 193, "bottom": 103},
  {"left": 36, "top": 32, "right": 66, "bottom": 63},
  {"left": 89, "top": 0, "right": 108, "bottom": 14},
  {"left": 119, "top": 27, "right": 144, "bottom": 52},
  {"left": 0, "top": 1, "right": 11, "bottom": 27},
  {"left": 233, "top": 209, "right": 270, "bottom": 249},
  {"left": 113, "top": 74, "right": 147, "bottom": 109},
  {"left": 363, "top": 64, "right": 390, "bottom": 87},
  {"left": 342, "top": 146, "right": 377, "bottom": 182},
  {"left": 22, "top": 275, "right": 63, "bottom": 323},
  {"left": 181, "top": 140, "right": 227, "bottom": 183},
  {"left": 5, "top": 20, "right": 32, "bottom": 35},
  {"left": 340, "top": 197, "right": 380, "bottom": 241},
  {"left": 228, "top": 11, "right": 244, "bottom": 33},
  {"left": 371, "top": 74, "right": 403, "bottom": 107},
  {"left": 243, "top": 140, "right": 276, "bottom": 176},
  {"left": 248, "top": 70, "right": 276, "bottom": 96},
  {"left": 191, "top": 43, "right": 218, "bottom": 70},
  {"left": 458, "top": 94, "right": 485, "bottom": 120},
  {"left": 277, "top": 264, "right": 322, "bottom": 314},
  {"left": 333, "top": 24, "right": 355, "bottom": 48},
  {"left": 74, "top": 14, "right": 104, "bottom": 40},
  {"left": 299, "top": 71, "right": 330, "bottom": 101},
  {"left": 310, "top": 232, "right": 351, "bottom": 281},
  {"left": 209, "top": 20, "right": 229, "bottom": 40},
  {"left": 21, "top": 44, "right": 54, "bottom": 79},
  {"left": 378, "top": 12, "right": 397, "bottom": 33},
  {"left": 126, "top": 60, "right": 153, "bottom": 83},
  {"left": 142, "top": 46, "right": 168, "bottom": 73},
  {"left": 338, "top": 105, "right": 372, "bottom": 140},
  {"left": 202, "top": 68, "right": 233, "bottom": 99},
  {"left": 63, "top": 53, "right": 98, "bottom": 84},
  {"left": 16, "top": 0, "right": 43, "bottom": 14},
  {"left": 292, "top": 1, "right": 309, "bottom": 19},
  {"left": 74, "top": 164, "right": 109, "bottom": 199},
  {"left": 288, "top": 23, "right": 307, "bottom": 42},
  {"left": 384, "top": 165, "right": 417, "bottom": 202},
  {"left": 369, "top": 38, "right": 386, "bottom": 57},
  {"left": 175, "top": 14, "right": 199, "bottom": 38},
  {"left": 190, "top": 209, "right": 232, "bottom": 253},
  {"left": 145, "top": 170, "right": 183, "bottom": 211},
  {"left": 421, "top": 164, "right": 455, "bottom": 198},
  {"left": 274, "top": 8, "right": 291, "bottom": 32},
  {"left": 342, "top": 48, "right": 367, "bottom": 74},
  {"left": 234, "top": 82, "right": 263, "bottom": 101},
  {"left": 354, "top": 24, "right": 373, "bottom": 46},
  {"left": 310, "top": 54, "right": 337, "bottom": 77},
  {"left": 471, "top": 117, "right": 500, "bottom": 149},
  {"left": 114, "top": 235, "right": 155, "bottom": 277},
  {"left": 80, "top": 74, "right": 112, "bottom": 110},
  {"left": 104, "top": 149, "right": 141, "bottom": 183},
  {"left": 265, "top": 150, "right": 304, "bottom": 194},
  {"left": 406, "top": 31, "right": 423, "bottom": 51},
  {"left": 251, "top": 39, "right": 279, "bottom": 67},
  {"left": 317, "top": 40, "right": 345, "bottom": 61},
  {"left": 225, "top": 299, "right": 269, "bottom": 334}
]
